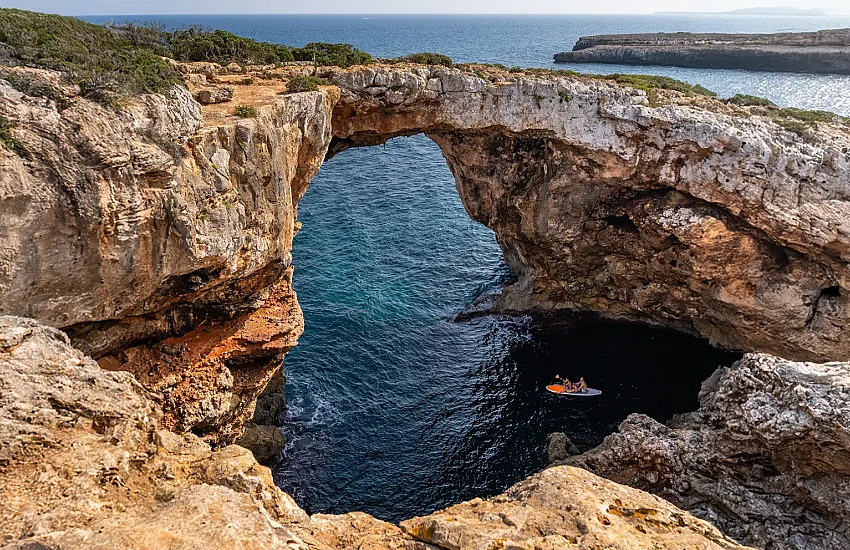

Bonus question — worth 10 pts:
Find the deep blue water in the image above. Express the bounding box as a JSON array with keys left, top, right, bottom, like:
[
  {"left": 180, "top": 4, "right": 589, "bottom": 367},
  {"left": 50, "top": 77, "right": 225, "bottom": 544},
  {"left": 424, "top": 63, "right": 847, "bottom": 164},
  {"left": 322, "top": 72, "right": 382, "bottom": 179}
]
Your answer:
[{"left": 84, "top": 13, "right": 850, "bottom": 521}]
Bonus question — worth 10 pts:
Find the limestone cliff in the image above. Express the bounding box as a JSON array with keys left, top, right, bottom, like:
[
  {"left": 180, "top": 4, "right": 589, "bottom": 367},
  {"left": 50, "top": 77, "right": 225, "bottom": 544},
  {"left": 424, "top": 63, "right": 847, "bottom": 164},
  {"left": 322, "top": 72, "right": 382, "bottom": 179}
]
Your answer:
[
  {"left": 0, "top": 69, "right": 336, "bottom": 445},
  {"left": 3, "top": 49, "right": 850, "bottom": 550},
  {"left": 561, "top": 353, "right": 850, "bottom": 550},
  {"left": 0, "top": 315, "right": 753, "bottom": 550},
  {"left": 554, "top": 29, "right": 850, "bottom": 74}
]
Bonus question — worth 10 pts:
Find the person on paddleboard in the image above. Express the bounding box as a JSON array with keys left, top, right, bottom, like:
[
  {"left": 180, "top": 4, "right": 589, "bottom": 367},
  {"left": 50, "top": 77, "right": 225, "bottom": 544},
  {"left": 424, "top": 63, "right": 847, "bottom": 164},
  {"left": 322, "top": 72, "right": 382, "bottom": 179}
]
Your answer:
[
  {"left": 554, "top": 375, "right": 577, "bottom": 393},
  {"left": 577, "top": 377, "right": 588, "bottom": 393}
]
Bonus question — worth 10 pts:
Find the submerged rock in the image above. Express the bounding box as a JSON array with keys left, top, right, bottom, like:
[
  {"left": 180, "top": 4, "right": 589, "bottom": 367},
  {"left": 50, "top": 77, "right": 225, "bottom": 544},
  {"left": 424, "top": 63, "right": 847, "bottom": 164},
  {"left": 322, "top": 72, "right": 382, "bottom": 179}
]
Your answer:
[{"left": 562, "top": 353, "right": 850, "bottom": 550}]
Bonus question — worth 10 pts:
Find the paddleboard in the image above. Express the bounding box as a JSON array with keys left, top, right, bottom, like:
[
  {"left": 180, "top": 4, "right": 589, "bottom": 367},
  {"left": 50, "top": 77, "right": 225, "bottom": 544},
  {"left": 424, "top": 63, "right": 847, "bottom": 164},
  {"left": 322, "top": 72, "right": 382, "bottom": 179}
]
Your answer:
[{"left": 546, "top": 385, "right": 602, "bottom": 397}]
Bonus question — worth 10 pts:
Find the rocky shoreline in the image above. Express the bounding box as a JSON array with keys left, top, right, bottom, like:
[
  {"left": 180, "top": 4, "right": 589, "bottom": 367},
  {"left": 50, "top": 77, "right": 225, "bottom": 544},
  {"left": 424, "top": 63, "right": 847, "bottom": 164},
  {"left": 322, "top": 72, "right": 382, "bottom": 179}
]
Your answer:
[
  {"left": 3, "top": 11, "right": 850, "bottom": 548},
  {"left": 554, "top": 29, "right": 850, "bottom": 74}
]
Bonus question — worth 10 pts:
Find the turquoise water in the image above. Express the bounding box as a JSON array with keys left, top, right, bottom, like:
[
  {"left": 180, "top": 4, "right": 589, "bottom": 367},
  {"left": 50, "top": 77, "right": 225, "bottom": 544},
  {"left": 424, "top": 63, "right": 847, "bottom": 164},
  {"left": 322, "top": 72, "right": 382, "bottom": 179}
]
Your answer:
[{"left": 84, "top": 13, "right": 850, "bottom": 521}]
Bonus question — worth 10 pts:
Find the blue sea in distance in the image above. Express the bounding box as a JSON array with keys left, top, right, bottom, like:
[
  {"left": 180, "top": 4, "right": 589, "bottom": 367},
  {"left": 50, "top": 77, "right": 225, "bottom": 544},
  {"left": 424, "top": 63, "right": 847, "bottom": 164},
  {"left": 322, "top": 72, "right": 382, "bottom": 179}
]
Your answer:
[{"left": 85, "top": 13, "right": 850, "bottom": 521}]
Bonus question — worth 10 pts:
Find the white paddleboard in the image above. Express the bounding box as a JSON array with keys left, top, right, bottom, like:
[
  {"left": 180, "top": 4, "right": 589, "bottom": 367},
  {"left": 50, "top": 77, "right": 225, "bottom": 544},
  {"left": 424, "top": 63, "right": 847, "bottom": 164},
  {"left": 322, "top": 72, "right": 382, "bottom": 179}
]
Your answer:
[{"left": 546, "top": 385, "right": 602, "bottom": 397}]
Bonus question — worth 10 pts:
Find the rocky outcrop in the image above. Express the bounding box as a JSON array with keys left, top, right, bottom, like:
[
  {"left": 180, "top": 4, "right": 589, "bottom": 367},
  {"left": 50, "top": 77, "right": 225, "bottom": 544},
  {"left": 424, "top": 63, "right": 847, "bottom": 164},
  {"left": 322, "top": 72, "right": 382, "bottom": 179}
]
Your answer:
[
  {"left": 0, "top": 70, "right": 337, "bottom": 445},
  {"left": 401, "top": 466, "right": 752, "bottom": 550},
  {"left": 554, "top": 29, "right": 850, "bottom": 74},
  {"left": 330, "top": 65, "right": 850, "bottom": 362},
  {"left": 0, "top": 316, "right": 752, "bottom": 550},
  {"left": 561, "top": 353, "right": 850, "bottom": 550},
  {"left": 194, "top": 85, "right": 234, "bottom": 104}
]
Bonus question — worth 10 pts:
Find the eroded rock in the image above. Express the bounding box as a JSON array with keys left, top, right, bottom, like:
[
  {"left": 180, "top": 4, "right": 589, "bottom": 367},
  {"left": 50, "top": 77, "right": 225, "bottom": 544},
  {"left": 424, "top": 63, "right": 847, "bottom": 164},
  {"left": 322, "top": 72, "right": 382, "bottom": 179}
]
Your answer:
[
  {"left": 563, "top": 353, "right": 850, "bottom": 549},
  {"left": 195, "top": 85, "right": 235, "bottom": 104},
  {"left": 0, "top": 69, "right": 336, "bottom": 443},
  {"left": 401, "top": 465, "right": 753, "bottom": 550}
]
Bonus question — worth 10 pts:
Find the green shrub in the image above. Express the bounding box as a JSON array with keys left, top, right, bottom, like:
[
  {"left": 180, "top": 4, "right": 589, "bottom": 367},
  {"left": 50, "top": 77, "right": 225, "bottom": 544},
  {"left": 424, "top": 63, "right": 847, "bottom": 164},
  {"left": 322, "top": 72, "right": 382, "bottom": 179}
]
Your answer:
[
  {"left": 0, "top": 116, "right": 28, "bottom": 158},
  {"left": 727, "top": 94, "right": 776, "bottom": 107},
  {"left": 165, "top": 27, "right": 294, "bottom": 65},
  {"left": 610, "top": 74, "right": 715, "bottom": 97},
  {"left": 401, "top": 52, "right": 453, "bottom": 67},
  {"left": 292, "top": 42, "right": 371, "bottom": 67},
  {"left": 776, "top": 119, "right": 811, "bottom": 136},
  {"left": 776, "top": 107, "right": 837, "bottom": 124},
  {"left": 233, "top": 104, "right": 258, "bottom": 118},
  {"left": 285, "top": 75, "right": 323, "bottom": 93},
  {"left": 0, "top": 9, "right": 182, "bottom": 100},
  {"left": 691, "top": 84, "right": 717, "bottom": 98},
  {"left": 509, "top": 66, "right": 524, "bottom": 73}
]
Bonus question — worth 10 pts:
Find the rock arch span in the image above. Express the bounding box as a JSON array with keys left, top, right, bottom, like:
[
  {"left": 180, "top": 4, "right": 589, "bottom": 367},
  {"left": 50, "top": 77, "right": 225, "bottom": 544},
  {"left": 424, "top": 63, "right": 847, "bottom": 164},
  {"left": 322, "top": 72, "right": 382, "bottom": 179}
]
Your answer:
[{"left": 327, "top": 66, "right": 850, "bottom": 363}]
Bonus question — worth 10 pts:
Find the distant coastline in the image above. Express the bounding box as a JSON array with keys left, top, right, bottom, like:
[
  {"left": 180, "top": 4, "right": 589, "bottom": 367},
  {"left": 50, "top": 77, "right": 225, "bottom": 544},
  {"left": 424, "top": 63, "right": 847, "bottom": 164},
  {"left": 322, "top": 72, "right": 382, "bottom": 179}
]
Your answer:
[
  {"left": 555, "top": 28, "right": 850, "bottom": 74},
  {"left": 655, "top": 7, "right": 827, "bottom": 16}
]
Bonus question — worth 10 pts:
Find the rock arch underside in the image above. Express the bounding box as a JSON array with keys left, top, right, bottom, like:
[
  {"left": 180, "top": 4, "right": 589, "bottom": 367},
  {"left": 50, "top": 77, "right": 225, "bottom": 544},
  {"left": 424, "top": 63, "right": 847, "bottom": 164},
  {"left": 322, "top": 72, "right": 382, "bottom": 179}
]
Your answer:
[{"left": 2, "top": 63, "right": 850, "bottom": 549}]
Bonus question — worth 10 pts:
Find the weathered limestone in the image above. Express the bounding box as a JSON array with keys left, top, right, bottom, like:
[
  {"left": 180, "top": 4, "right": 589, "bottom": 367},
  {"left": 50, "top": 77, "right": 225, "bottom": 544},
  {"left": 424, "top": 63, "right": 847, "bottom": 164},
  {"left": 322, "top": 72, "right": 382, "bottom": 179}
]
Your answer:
[
  {"left": 554, "top": 29, "right": 850, "bottom": 74},
  {"left": 0, "top": 316, "right": 752, "bottom": 550},
  {"left": 0, "top": 70, "right": 336, "bottom": 444},
  {"left": 330, "top": 66, "right": 850, "bottom": 362},
  {"left": 562, "top": 353, "right": 850, "bottom": 550},
  {"left": 401, "top": 466, "right": 753, "bottom": 550},
  {"left": 194, "top": 85, "right": 234, "bottom": 104}
]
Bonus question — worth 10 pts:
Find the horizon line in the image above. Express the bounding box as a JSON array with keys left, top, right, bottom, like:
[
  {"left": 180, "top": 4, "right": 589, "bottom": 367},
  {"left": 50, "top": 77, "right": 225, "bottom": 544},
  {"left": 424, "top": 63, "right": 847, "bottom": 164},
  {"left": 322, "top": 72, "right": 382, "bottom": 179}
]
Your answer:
[{"left": 73, "top": 11, "right": 849, "bottom": 17}]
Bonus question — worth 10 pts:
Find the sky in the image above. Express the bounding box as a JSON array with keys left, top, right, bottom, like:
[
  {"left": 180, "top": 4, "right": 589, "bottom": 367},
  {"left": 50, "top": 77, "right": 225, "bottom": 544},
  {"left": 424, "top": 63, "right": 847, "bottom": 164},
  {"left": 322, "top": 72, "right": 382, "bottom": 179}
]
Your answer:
[{"left": 1, "top": 1, "right": 846, "bottom": 16}]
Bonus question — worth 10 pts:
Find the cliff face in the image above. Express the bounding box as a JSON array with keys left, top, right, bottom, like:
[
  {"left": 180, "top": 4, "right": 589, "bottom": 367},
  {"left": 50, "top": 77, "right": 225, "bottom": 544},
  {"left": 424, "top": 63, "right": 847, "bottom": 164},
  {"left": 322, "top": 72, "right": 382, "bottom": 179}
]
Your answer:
[
  {"left": 561, "top": 353, "right": 850, "bottom": 550},
  {"left": 2, "top": 58, "right": 850, "bottom": 550},
  {"left": 0, "top": 315, "right": 754, "bottom": 550},
  {"left": 554, "top": 29, "right": 850, "bottom": 74},
  {"left": 3, "top": 63, "right": 850, "bottom": 446},
  {"left": 0, "top": 69, "right": 337, "bottom": 444},
  {"left": 331, "top": 66, "right": 850, "bottom": 362}
]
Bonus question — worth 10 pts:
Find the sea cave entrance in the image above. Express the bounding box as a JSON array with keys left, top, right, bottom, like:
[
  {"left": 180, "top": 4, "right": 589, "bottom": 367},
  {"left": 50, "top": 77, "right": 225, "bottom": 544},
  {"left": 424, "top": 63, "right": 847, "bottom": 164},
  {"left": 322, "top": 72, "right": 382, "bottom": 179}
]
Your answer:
[{"left": 270, "top": 134, "right": 740, "bottom": 523}]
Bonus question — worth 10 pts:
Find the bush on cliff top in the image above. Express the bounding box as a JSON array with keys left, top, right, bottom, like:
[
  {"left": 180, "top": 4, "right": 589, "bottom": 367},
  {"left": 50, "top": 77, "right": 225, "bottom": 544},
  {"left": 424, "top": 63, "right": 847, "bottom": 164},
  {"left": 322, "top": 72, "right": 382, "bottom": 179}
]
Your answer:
[
  {"left": 0, "top": 9, "right": 182, "bottom": 99},
  {"left": 165, "top": 27, "right": 295, "bottom": 65},
  {"left": 0, "top": 8, "right": 373, "bottom": 105},
  {"left": 400, "top": 52, "right": 453, "bottom": 67},
  {"left": 727, "top": 94, "right": 776, "bottom": 107},
  {"left": 285, "top": 75, "right": 324, "bottom": 93},
  {"left": 291, "top": 42, "right": 372, "bottom": 67},
  {"left": 609, "top": 74, "right": 717, "bottom": 99}
]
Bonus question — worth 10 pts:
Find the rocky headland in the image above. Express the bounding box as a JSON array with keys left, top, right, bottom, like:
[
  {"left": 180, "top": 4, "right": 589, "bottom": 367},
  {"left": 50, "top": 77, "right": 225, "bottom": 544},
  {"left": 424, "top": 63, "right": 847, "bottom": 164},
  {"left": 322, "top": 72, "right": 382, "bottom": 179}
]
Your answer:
[
  {"left": 554, "top": 29, "right": 850, "bottom": 74},
  {"left": 3, "top": 10, "right": 850, "bottom": 549}
]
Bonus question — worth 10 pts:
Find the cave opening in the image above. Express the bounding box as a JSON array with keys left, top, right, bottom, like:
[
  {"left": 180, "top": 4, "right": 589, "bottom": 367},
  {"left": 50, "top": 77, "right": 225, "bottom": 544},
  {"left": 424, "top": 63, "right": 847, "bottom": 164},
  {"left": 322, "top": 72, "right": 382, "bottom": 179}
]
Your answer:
[{"left": 270, "top": 134, "right": 741, "bottom": 523}]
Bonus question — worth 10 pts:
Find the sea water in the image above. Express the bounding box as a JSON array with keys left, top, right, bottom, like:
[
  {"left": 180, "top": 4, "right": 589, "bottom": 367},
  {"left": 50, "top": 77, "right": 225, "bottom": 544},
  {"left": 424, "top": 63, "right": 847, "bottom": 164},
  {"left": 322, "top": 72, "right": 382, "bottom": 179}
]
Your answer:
[{"left": 84, "top": 13, "right": 850, "bottom": 522}]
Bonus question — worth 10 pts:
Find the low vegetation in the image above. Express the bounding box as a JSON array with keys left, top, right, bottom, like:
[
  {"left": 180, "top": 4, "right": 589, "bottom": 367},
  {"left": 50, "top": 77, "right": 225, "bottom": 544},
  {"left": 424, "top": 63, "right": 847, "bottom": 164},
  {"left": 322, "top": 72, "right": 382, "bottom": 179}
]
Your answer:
[
  {"left": 291, "top": 42, "right": 371, "bottom": 67},
  {"left": 726, "top": 94, "right": 776, "bottom": 107},
  {"left": 608, "top": 74, "right": 717, "bottom": 100},
  {"left": 0, "top": 8, "right": 371, "bottom": 107},
  {"left": 285, "top": 75, "right": 324, "bottom": 93},
  {"left": 233, "top": 104, "right": 258, "bottom": 118},
  {"left": 165, "top": 27, "right": 294, "bottom": 65},
  {"left": 400, "top": 52, "right": 453, "bottom": 67},
  {"left": 0, "top": 9, "right": 181, "bottom": 100},
  {"left": 0, "top": 115, "right": 28, "bottom": 158},
  {"left": 722, "top": 93, "right": 845, "bottom": 136}
]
